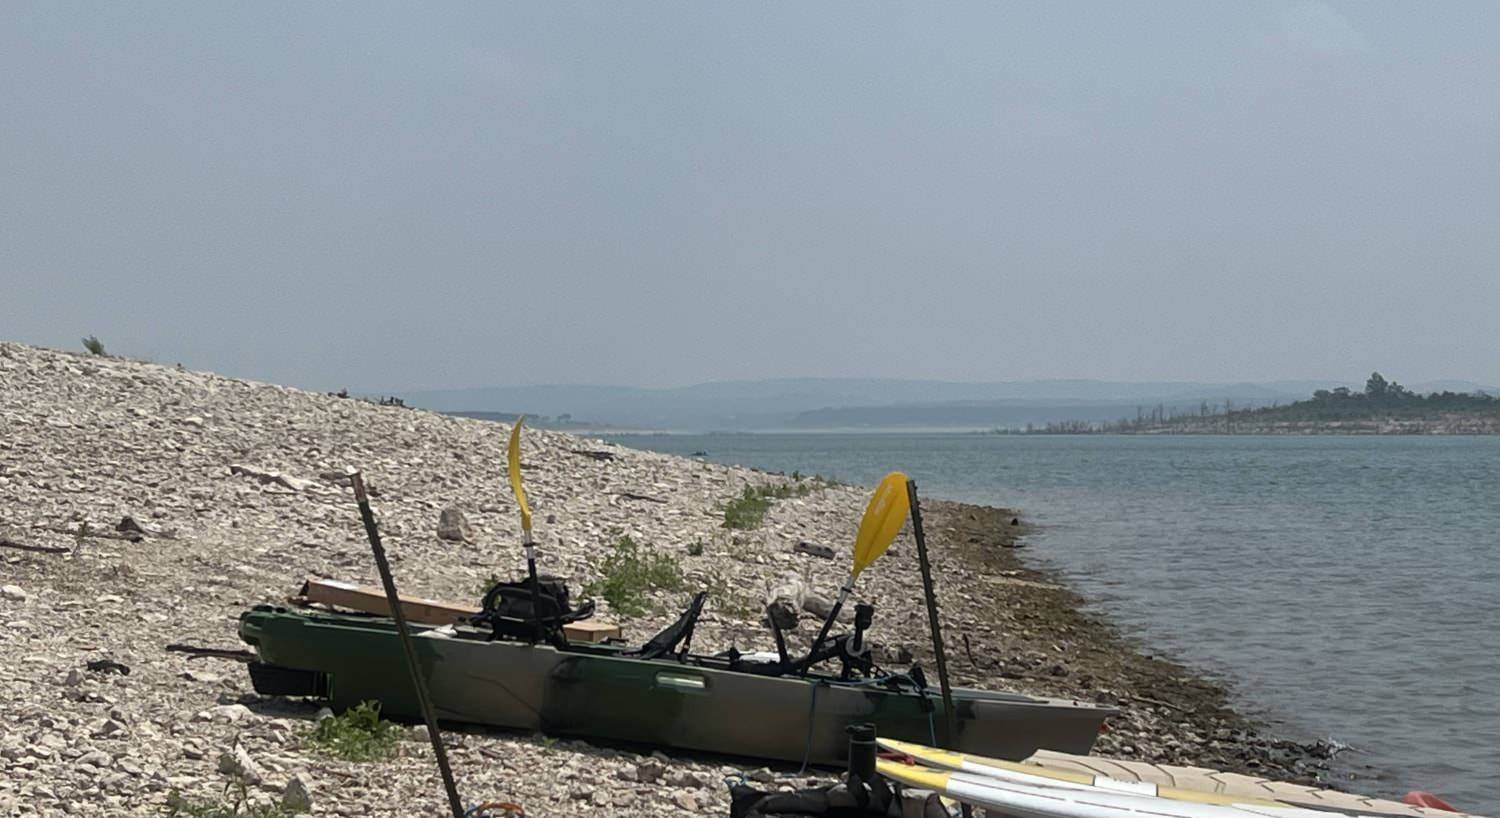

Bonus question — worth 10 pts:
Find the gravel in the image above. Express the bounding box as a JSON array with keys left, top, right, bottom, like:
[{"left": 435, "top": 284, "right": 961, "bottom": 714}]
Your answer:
[{"left": 0, "top": 341, "right": 1329, "bottom": 816}]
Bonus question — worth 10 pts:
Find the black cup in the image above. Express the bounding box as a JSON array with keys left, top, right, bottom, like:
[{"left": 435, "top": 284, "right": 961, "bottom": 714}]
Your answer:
[{"left": 846, "top": 722, "right": 876, "bottom": 781}]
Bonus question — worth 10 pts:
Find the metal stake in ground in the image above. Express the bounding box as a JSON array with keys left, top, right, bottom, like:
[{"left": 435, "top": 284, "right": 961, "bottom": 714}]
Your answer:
[
  {"left": 906, "top": 479, "right": 958, "bottom": 748},
  {"left": 350, "top": 472, "right": 466, "bottom": 818}
]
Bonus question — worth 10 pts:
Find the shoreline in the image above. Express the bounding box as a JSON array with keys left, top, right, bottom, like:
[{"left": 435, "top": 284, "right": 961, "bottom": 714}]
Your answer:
[{"left": 898, "top": 500, "right": 1336, "bottom": 785}]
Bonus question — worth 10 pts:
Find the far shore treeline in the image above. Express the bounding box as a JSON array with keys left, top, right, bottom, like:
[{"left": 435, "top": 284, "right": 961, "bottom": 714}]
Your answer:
[{"left": 1020, "top": 373, "right": 1500, "bottom": 435}]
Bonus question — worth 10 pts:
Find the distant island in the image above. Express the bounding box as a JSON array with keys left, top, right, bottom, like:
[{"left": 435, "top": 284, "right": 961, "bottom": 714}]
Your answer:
[{"left": 1021, "top": 373, "right": 1500, "bottom": 435}]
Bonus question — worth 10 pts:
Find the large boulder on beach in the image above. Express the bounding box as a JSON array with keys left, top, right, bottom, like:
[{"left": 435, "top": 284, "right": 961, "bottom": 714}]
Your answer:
[{"left": 437, "top": 506, "right": 474, "bottom": 543}]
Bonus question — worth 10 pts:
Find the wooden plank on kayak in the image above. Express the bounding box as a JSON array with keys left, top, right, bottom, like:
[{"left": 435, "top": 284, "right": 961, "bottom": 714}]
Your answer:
[
  {"left": 299, "top": 578, "right": 479, "bottom": 625},
  {"left": 562, "top": 620, "right": 622, "bottom": 643}
]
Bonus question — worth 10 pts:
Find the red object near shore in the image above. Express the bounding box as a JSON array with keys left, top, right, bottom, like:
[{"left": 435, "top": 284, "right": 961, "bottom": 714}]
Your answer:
[{"left": 1404, "top": 791, "right": 1459, "bottom": 812}]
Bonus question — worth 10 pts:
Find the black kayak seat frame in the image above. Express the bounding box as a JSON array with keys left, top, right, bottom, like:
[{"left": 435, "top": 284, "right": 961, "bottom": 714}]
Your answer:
[
  {"left": 471, "top": 576, "right": 888, "bottom": 682},
  {"left": 625, "top": 591, "right": 709, "bottom": 661}
]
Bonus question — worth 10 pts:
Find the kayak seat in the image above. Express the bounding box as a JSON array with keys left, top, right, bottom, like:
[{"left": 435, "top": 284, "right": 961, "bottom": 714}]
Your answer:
[{"left": 627, "top": 591, "right": 708, "bottom": 661}]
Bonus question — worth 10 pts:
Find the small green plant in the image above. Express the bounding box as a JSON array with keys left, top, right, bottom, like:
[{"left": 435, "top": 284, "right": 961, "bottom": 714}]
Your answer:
[
  {"left": 165, "top": 773, "right": 297, "bottom": 817},
  {"left": 583, "top": 535, "right": 684, "bottom": 617},
  {"left": 81, "top": 335, "right": 106, "bottom": 356},
  {"left": 720, "top": 482, "right": 818, "bottom": 530},
  {"left": 721, "top": 486, "right": 772, "bottom": 530},
  {"left": 304, "top": 700, "right": 399, "bottom": 761},
  {"left": 686, "top": 540, "right": 705, "bottom": 557}
]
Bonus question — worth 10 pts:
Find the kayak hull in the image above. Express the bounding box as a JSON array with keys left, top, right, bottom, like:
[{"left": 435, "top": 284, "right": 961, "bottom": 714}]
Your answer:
[{"left": 239, "top": 606, "right": 1114, "bottom": 766}]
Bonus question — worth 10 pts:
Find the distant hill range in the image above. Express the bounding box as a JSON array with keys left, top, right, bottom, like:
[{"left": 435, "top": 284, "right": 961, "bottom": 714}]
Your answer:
[{"left": 397, "top": 376, "right": 1499, "bottom": 433}]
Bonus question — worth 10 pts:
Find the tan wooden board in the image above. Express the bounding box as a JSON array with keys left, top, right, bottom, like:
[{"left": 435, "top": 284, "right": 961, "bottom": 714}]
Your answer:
[
  {"left": 300, "top": 578, "right": 479, "bottom": 625},
  {"left": 298, "top": 578, "right": 621, "bottom": 643},
  {"left": 563, "top": 620, "right": 622, "bottom": 643}
]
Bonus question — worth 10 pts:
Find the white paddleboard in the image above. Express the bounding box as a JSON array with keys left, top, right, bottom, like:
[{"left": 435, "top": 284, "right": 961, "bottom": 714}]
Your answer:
[
  {"left": 877, "top": 737, "right": 1283, "bottom": 807},
  {"left": 875, "top": 759, "right": 1386, "bottom": 818}
]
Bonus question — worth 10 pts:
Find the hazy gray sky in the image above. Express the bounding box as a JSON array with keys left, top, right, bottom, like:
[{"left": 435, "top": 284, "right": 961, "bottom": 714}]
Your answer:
[{"left": 3, "top": 2, "right": 1497, "bottom": 390}]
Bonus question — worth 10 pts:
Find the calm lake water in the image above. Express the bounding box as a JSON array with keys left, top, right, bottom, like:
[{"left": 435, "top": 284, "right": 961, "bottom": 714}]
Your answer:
[{"left": 606, "top": 433, "right": 1500, "bottom": 812}]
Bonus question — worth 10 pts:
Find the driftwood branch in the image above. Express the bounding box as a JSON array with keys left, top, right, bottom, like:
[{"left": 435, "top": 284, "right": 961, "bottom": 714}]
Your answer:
[
  {"left": 165, "top": 644, "right": 257, "bottom": 662},
  {"left": 1, "top": 538, "right": 69, "bottom": 555},
  {"left": 802, "top": 590, "right": 853, "bottom": 623},
  {"left": 568, "top": 449, "right": 617, "bottom": 462},
  {"left": 764, "top": 574, "right": 807, "bottom": 630},
  {"left": 613, "top": 492, "right": 667, "bottom": 504},
  {"left": 962, "top": 633, "right": 978, "bottom": 668},
  {"left": 39, "top": 524, "right": 143, "bottom": 543},
  {"left": 229, "top": 464, "right": 314, "bottom": 492},
  {"left": 764, "top": 575, "right": 851, "bottom": 630}
]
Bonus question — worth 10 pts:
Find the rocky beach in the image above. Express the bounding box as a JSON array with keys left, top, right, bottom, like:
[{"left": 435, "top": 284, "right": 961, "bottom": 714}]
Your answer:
[{"left": 0, "top": 342, "right": 1331, "bottom": 817}]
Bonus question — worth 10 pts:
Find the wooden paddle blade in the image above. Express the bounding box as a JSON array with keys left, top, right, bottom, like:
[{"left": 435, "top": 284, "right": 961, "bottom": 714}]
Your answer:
[
  {"left": 851, "top": 471, "right": 909, "bottom": 578},
  {"left": 507, "top": 417, "right": 533, "bottom": 534}
]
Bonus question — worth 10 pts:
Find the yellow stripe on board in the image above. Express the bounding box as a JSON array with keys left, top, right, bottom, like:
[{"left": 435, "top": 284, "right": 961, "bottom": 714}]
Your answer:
[
  {"left": 876, "top": 759, "right": 951, "bottom": 791},
  {"left": 878, "top": 738, "right": 971, "bottom": 775}
]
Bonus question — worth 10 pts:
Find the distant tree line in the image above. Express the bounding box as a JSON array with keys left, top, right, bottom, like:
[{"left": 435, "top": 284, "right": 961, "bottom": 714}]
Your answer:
[
  {"left": 1010, "top": 373, "right": 1499, "bottom": 434},
  {"left": 1258, "top": 372, "right": 1496, "bottom": 423}
]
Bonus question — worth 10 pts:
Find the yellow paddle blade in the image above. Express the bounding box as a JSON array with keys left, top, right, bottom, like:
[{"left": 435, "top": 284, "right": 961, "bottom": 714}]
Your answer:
[
  {"left": 507, "top": 416, "right": 532, "bottom": 534},
  {"left": 851, "top": 471, "right": 909, "bottom": 578}
]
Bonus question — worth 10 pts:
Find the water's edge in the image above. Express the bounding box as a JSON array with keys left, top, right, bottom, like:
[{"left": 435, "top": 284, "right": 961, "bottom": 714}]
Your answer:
[
  {"left": 920, "top": 499, "right": 1340, "bottom": 785},
  {"left": 605, "top": 433, "right": 1500, "bottom": 811}
]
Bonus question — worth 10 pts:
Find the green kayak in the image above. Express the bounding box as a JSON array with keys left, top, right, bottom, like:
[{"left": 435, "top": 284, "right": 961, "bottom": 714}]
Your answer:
[{"left": 239, "top": 604, "right": 1114, "bottom": 766}]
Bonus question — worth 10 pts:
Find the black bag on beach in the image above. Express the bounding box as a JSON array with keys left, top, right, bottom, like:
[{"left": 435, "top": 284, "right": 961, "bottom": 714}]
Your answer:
[
  {"left": 481, "top": 574, "right": 574, "bottom": 620},
  {"left": 472, "top": 574, "right": 595, "bottom": 642}
]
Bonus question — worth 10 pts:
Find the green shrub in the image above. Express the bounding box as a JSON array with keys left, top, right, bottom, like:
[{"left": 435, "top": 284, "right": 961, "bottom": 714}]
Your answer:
[
  {"left": 686, "top": 540, "right": 704, "bottom": 557},
  {"left": 584, "top": 535, "right": 684, "bottom": 617},
  {"left": 720, "top": 482, "right": 819, "bottom": 530},
  {"left": 81, "top": 335, "right": 106, "bottom": 356},
  {"left": 721, "top": 486, "right": 772, "bottom": 530},
  {"left": 305, "top": 700, "right": 398, "bottom": 761}
]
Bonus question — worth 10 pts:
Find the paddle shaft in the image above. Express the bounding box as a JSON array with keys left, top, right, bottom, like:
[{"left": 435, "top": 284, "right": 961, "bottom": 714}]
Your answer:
[
  {"left": 907, "top": 480, "right": 958, "bottom": 749},
  {"left": 523, "top": 531, "right": 544, "bottom": 642},
  {"left": 351, "top": 473, "right": 466, "bottom": 818},
  {"left": 799, "top": 583, "right": 850, "bottom": 676}
]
